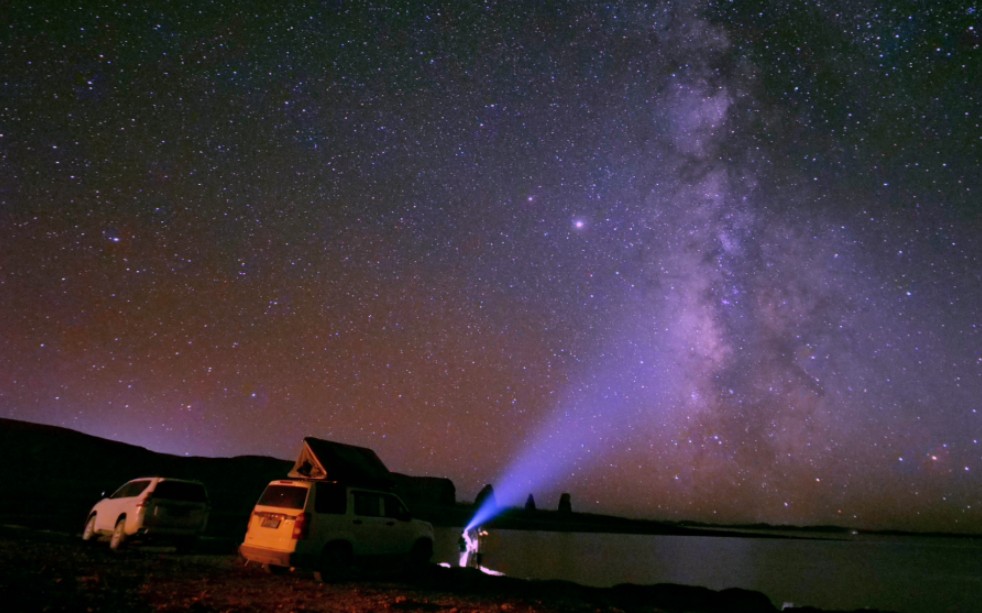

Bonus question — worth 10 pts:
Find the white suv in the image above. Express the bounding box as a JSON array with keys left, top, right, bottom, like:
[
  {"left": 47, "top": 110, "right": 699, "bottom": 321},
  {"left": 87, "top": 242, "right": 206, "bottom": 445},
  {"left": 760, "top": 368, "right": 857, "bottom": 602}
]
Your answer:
[
  {"left": 239, "top": 479, "right": 434, "bottom": 580},
  {"left": 81, "top": 477, "right": 210, "bottom": 551}
]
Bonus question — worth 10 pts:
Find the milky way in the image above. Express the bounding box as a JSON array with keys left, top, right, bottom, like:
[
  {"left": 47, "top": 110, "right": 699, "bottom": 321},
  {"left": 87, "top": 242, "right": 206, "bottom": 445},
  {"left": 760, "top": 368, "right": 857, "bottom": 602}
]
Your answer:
[{"left": 1, "top": 2, "right": 979, "bottom": 532}]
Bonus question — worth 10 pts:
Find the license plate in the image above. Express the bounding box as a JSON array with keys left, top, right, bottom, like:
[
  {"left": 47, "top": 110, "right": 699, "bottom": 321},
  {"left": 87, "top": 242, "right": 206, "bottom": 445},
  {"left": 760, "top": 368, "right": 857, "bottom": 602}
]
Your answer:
[{"left": 261, "top": 516, "right": 281, "bottom": 529}]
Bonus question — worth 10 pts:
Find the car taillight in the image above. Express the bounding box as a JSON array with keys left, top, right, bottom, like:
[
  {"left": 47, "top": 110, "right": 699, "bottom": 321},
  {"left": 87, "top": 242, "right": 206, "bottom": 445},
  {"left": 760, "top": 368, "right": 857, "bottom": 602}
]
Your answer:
[{"left": 292, "top": 512, "right": 310, "bottom": 540}]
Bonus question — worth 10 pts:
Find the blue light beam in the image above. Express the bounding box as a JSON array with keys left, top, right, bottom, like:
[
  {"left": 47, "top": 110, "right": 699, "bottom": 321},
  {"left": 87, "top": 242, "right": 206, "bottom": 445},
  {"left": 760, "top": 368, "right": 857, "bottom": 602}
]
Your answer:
[{"left": 467, "top": 329, "right": 676, "bottom": 530}]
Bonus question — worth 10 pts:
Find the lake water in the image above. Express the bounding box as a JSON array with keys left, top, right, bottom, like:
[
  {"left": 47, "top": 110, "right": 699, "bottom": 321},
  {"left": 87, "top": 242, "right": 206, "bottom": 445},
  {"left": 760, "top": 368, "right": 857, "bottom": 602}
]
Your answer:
[{"left": 433, "top": 527, "right": 982, "bottom": 613}]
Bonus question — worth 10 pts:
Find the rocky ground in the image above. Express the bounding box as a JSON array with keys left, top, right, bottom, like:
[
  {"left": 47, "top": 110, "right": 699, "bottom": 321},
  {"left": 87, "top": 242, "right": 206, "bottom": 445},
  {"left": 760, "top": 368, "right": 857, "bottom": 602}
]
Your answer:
[{"left": 0, "top": 525, "right": 893, "bottom": 613}]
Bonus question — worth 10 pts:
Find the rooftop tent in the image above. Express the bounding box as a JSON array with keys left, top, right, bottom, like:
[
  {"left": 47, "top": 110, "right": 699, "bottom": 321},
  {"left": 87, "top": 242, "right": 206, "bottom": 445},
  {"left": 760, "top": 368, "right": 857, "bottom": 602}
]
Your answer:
[{"left": 288, "top": 437, "right": 393, "bottom": 487}]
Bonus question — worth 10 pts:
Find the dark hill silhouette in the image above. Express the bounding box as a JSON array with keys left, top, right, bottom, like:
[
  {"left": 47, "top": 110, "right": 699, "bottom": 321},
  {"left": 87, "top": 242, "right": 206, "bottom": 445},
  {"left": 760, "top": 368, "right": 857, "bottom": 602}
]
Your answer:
[
  {"left": 0, "top": 417, "right": 458, "bottom": 540},
  {"left": 0, "top": 418, "right": 293, "bottom": 538},
  {"left": 0, "top": 418, "right": 735, "bottom": 543},
  {"left": 0, "top": 418, "right": 464, "bottom": 539}
]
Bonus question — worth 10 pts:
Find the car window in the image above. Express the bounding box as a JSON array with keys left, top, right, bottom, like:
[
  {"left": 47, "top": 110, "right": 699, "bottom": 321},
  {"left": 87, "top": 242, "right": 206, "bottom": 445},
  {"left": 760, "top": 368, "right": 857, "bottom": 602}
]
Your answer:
[
  {"left": 313, "top": 482, "right": 346, "bottom": 514},
  {"left": 352, "top": 491, "right": 383, "bottom": 517},
  {"left": 153, "top": 480, "right": 208, "bottom": 502},
  {"left": 258, "top": 484, "right": 309, "bottom": 509},
  {"left": 382, "top": 495, "right": 408, "bottom": 519},
  {"left": 111, "top": 480, "right": 151, "bottom": 499}
]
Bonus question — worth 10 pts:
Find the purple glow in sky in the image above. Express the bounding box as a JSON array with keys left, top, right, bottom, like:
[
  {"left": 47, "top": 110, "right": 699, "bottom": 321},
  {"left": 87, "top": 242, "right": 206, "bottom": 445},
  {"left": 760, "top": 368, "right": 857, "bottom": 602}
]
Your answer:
[{"left": 1, "top": 1, "right": 979, "bottom": 533}]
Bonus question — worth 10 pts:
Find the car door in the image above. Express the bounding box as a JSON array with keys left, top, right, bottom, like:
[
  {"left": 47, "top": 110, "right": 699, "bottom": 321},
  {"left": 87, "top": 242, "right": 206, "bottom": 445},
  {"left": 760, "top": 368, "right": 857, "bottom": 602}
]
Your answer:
[
  {"left": 349, "top": 490, "right": 391, "bottom": 555},
  {"left": 380, "top": 494, "right": 418, "bottom": 554}
]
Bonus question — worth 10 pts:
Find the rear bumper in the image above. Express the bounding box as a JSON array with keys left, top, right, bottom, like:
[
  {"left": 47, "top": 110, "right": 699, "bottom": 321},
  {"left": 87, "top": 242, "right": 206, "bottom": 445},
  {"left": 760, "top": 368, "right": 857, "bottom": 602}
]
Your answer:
[
  {"left": 141, "top": 513, "right": 209, "bottom": 537},
  {"left": 139, "top": 525, "right": 206, "bottom": 537},
  {"left": 239, "top": 544, "right": 309, "bottom": 568}
]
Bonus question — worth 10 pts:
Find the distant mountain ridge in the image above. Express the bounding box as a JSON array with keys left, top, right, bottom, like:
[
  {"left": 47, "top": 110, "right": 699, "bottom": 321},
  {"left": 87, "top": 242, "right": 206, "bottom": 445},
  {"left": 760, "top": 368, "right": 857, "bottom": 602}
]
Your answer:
[{"left": 0, "top": 417, "right": 455, "bottom": 539}]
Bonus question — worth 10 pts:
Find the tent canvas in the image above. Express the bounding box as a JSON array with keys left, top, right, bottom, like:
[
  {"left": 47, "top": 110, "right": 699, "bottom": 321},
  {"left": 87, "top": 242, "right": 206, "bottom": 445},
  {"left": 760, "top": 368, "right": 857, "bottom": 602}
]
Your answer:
[{"left": 288, "top": 437, "right": 393, "bottom": 487}]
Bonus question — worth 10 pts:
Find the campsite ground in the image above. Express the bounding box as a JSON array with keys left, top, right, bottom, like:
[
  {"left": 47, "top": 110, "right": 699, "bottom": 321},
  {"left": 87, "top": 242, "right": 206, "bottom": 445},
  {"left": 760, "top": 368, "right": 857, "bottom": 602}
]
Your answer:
[{"left": 2, "top": 524, "right": 568, "bottom": 612}]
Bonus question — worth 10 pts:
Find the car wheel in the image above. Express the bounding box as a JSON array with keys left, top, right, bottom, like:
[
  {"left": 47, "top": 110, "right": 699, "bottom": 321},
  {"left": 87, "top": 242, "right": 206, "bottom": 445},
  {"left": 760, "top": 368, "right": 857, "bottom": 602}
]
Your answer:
[
  {"left": 109, "top": 518, "right": 127, "bottom": 551},
  {"left": 404, "top": 539, "right": 433, "bottom": 578},
  {"left": 81, "top": 515, "right": 97, "bottom": 543},
  {"left": 408, "top": 538, "right": 433, "bottom": 564},
  {"left": 314, "top": 542, "right": 352, "bottom": 583}
]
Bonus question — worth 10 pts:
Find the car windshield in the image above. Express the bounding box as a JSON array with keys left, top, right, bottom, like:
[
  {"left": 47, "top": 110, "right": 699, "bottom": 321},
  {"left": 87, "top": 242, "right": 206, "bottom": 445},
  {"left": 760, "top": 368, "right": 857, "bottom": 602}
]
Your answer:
[
  {"left": 154, "top": 480, "right": 208, "bottom": 502},
  {"left": 258, "top": 485, "right": 308, "bottom": 509}
]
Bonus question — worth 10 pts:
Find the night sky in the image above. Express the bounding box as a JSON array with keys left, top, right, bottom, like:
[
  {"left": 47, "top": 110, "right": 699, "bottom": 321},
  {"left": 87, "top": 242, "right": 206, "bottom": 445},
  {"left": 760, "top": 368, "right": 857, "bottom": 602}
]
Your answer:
[{"left": 2, "top": 1, "right": 979, "bottom": 533}]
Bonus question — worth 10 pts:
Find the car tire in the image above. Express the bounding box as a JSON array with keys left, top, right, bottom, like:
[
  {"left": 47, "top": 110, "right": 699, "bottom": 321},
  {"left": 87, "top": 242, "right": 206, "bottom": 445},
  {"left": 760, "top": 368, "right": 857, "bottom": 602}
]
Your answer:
[
  {"left": 81, "top": 515, "right": 97, "bottom": 543},
  {"left": 109, "top": 518, "right": 127, "bottom": 551},
  {"left": 314, "top": 542, "right": 352, "bottom": 583},
  {"left": 408, "top": 538, "right": 433, "bottom": 565},
  {"left": 404, "top": 538, "right": 434, "bottom": 578}
]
